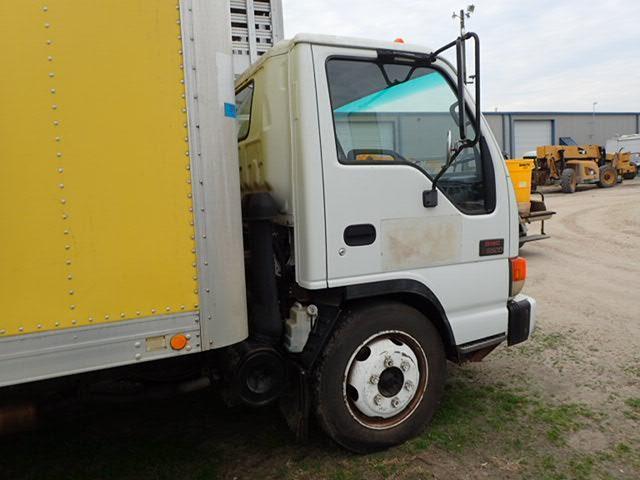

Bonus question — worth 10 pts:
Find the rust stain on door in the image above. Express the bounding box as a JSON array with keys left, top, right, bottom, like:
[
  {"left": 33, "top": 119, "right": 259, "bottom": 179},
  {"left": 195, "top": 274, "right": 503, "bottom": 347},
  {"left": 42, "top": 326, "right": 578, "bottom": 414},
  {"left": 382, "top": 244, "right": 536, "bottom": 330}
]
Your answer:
[{"left": 381, "top": 217, "right": 462, "bottom": 271}]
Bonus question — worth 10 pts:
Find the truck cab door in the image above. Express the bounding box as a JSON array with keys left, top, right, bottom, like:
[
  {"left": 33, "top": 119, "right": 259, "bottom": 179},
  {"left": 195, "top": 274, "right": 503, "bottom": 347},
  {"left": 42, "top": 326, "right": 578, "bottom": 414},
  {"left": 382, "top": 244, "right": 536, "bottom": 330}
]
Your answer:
[{"left": 310, "top": 44, "right": 514, "bottom": 345}]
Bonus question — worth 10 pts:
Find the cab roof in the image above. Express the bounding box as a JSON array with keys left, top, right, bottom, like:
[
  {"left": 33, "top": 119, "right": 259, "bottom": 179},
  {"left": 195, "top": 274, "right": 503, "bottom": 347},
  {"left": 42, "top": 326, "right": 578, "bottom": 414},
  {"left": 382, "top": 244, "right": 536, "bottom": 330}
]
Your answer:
[{"left": 236, "top": 33, "right": 434, "bottom": 86}]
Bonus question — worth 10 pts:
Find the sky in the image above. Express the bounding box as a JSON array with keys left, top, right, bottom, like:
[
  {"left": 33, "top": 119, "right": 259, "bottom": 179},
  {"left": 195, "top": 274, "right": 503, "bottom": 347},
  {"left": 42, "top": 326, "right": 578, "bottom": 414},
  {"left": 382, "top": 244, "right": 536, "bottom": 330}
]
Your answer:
[{"left": 281, "top": 0, "right": 640, "bottom": 112}]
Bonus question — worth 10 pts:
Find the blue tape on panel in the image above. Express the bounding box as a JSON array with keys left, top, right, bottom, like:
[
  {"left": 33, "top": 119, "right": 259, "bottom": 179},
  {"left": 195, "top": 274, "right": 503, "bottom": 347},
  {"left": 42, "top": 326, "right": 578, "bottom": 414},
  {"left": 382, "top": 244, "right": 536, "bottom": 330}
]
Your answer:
[{"left": 224, "top": 102, "right": 237, "bottom": 118}]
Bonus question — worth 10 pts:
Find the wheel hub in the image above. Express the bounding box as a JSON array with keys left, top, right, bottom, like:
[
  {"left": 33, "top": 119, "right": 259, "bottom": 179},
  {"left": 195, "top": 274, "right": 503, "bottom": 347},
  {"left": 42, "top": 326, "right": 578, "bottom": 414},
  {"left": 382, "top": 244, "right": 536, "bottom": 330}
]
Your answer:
[{"left": 345, "top": 335, "right": 422, "bottom": 421}]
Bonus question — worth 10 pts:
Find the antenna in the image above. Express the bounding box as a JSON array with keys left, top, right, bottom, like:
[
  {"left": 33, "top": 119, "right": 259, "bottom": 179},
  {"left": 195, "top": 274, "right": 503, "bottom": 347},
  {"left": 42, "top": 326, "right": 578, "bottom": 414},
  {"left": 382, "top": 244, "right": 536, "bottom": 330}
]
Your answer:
[
  {"left": 452, "top": 5, "right": 476, "bottom": 35},
  {"left": 452, "top": 6, "right": 476, "bottom": 85}
]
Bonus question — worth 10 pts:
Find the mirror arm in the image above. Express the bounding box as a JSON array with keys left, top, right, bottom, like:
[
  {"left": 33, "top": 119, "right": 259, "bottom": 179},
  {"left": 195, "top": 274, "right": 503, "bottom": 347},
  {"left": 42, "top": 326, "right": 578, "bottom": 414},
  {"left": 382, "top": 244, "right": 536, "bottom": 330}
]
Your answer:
[
  {"left": 429, "top": 38, "right": 458, "bottom": 59},
  {"left": 456, "top": 38, "right": 466, "bottom": 141},
  {"left": 423, "top": 146, "right": 464, "bottom": 208},
  {"left": 464, "top": 32, "right": 482, "bottom": 149},
  {"left": 474, "top": 32, "right": 482, "bottom": 146},
  {"left": 430, "top": 145, "right": 463, "bottom": 191}
]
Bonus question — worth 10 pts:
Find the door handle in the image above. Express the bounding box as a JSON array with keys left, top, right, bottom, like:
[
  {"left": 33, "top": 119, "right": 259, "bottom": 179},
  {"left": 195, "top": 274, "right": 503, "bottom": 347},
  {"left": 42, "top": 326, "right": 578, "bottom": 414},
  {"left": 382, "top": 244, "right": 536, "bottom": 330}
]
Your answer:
[{"left": 343, "top": 224, "right": 376, "bottom": 246}]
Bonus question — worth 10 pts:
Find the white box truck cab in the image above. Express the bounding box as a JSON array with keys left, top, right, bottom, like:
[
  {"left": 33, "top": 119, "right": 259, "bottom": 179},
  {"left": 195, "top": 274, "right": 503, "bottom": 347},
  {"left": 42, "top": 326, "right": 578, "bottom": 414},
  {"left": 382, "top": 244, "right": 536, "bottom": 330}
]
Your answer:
[
  {"left": 0, "top": 0, "right": 534, "bottom": 453},
  {"left": 233, "top": 33, "right": 536, "bottom": 450}
]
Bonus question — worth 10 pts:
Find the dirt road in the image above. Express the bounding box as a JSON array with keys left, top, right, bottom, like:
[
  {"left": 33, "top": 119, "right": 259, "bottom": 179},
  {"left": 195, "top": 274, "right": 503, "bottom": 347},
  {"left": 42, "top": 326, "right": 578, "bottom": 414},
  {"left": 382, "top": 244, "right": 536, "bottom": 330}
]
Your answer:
[
  {"left": 2, "top": 180, "right": 639, "bottom": 480},
  {"left": 475, "top": 178, "right": 640, "bottom": 476},
  {"left": 505, "top": 178, "right": 640, "bottom": 412}
]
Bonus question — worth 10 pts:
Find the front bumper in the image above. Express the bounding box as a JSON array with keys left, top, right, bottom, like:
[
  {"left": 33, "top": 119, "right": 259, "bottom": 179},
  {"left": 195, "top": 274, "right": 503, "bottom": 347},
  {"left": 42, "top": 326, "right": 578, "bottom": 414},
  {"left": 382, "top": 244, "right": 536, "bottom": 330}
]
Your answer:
[{"left": 507, "top": 294, "right": 537, "bottom": 346}]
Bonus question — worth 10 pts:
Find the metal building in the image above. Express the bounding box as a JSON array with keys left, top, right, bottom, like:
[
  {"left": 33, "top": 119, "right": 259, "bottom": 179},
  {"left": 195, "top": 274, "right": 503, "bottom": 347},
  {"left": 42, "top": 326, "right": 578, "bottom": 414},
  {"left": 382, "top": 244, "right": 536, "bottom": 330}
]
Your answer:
[
  {"left": 485, "top": 112, "right": 640, "bottom": 158},
  {"left": 230, "top": 0, "right": 284, "bottom": 75}
]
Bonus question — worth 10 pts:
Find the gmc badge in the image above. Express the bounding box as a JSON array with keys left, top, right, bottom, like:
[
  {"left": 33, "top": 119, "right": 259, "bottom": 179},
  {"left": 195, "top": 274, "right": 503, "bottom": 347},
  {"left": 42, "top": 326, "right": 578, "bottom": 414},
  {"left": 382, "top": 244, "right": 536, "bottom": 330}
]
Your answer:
[{"left": 479, "top": 238, "right": 504, "bottom": 256}]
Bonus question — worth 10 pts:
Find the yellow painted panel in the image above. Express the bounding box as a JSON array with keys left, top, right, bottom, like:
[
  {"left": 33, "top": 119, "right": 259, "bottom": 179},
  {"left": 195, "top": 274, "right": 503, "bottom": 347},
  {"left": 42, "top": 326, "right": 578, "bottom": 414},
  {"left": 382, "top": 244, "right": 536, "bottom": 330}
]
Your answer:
[{"left": 0, "top": 1, "right": 198, "bottom": 337}]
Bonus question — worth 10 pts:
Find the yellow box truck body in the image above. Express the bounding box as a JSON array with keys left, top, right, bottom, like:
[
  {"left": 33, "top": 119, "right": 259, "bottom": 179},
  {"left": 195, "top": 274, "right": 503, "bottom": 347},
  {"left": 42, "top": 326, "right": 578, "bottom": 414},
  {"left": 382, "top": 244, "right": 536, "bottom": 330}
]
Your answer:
[{"left": 0, "top": 0, "right": 248, "bottom": 386}]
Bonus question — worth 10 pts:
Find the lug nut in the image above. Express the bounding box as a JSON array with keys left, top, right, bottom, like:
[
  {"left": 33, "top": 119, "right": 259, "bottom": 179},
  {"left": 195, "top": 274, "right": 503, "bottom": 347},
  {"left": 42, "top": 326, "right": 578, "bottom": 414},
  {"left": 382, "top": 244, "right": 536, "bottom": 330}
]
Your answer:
[
  {"left": 404, "top": 380, "right": 414, "bottom": 391},
  {"left": 391, "top": 397, "right": 400, "bottom": 408},
  {"left": 384, "top": 356, "right": 394, "bottom": 368},
  {"left": 401, "top": 361, "right": 410, "bottom": 372},
  {"left": 373, "top": 394, "right": 383, "bottom": 406},
  {"left": 369, "top": 374, "right": 379, "bottom": 385}
]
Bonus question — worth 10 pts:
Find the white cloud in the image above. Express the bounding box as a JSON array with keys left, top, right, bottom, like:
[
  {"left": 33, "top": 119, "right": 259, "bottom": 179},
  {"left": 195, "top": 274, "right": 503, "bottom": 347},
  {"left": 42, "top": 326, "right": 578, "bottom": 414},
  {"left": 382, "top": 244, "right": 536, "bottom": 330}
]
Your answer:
[{"left": 282, "top": 0, "right": 640, "bottom": 112}]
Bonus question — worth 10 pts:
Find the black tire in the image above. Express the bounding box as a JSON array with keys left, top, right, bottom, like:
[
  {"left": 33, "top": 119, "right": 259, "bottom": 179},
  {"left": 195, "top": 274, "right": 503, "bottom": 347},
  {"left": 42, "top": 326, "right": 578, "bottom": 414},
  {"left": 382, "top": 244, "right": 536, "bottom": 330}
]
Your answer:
[
  {"left": 598, "top": 165, "right": 617, "bottom": 188},
  {"left": 623, "top": 171, "right": 637, "bottom": 180},
  {"left": 313, "top": 301, "right": 446, "bottom": 453},
  {"left": 560, "top": 168, "right": 577, "bottom": 193}
]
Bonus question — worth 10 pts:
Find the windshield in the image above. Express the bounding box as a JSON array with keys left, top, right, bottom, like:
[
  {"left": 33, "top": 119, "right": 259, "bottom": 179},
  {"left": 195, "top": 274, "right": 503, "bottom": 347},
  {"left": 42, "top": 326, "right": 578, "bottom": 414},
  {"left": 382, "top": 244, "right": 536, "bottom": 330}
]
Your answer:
[{"left": 327, "top": 58, "right": 491, "bottom": 215}]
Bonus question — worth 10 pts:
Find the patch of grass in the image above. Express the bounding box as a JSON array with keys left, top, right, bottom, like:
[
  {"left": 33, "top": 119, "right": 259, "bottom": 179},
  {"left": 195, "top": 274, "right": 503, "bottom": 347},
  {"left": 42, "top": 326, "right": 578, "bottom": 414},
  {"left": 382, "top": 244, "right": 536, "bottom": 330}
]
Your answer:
[
  {"left": 611, "top": 441, "right": 640, "bottom": 472},
  {"left": 533, "top": 403, "right": 595, "bottom": 445},
  {"left": 406, "top": 437, "right": 429, "bottom": 452},
  {"left": 402, "top": 370, "right": 626, "bottom": 480},
  {"left": 331, "top": 470, "right": 362, "bottom": 480},
  {"left": 623, "top": 364, "right": 640, "bottom": 378},
  {"left": 443, "top": 384, "right": 524, "bottom": 449},
  {"left": 569, "top": 456, "right": 595, "bottom": 479},
  {"left": 539, "top": 454, "right": 559, "bottom": 477},
  {"left": 412, "top": 377, "right": 595, "bottom": 453},
  {"left": 624, "top": 397, "right": 640, "bottom": 411},
  {"left": 369, "top": 458, "right": 400, "bottom": 478},
  {"left": 615, "top": 442, "right": 631, "bottom": 454},
  {"left": 624, "top": 397, "right": 640, "bottom": 420},
  {"left": 537, "top": 331, "right": 567, "bottom": 350},
  {"left": 504, "top": 329, "right": 573, "bottom": 359}
]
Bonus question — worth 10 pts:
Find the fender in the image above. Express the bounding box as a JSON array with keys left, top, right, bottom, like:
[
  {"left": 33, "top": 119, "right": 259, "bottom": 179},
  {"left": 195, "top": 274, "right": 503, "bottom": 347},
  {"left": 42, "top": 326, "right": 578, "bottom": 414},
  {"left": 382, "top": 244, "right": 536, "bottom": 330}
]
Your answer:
[{"left": 342, "top": 279, "right": 457, "bottom": 360}]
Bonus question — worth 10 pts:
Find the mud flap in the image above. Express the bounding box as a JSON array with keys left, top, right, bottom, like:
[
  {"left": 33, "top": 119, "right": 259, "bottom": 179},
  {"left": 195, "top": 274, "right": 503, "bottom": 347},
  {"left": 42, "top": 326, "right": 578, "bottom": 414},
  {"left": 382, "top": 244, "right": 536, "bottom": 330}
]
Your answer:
[{"left": 278, "top": 362, "right": 310, "bottom": 442}]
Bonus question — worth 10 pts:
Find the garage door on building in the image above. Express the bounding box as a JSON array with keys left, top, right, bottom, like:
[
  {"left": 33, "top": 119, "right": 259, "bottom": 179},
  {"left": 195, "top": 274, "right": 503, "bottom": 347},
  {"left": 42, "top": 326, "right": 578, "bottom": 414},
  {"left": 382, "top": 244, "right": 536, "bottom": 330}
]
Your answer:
[
  {"left": 513, "top": 120, "right": 552, "bottom": 158},
  {"left": 334, "top": 120, "right": 396, "bottom": 153}
]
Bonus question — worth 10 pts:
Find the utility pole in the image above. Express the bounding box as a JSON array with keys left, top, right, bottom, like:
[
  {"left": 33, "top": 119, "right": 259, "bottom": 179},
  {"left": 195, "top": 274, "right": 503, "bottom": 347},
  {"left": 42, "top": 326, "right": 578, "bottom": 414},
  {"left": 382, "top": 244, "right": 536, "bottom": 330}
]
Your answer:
[
  {"left": 591, "top": 101, "right": 598, "bottom": 142},
  {"left": 452, "top": 5, "right": 475, "bottom": 85}
]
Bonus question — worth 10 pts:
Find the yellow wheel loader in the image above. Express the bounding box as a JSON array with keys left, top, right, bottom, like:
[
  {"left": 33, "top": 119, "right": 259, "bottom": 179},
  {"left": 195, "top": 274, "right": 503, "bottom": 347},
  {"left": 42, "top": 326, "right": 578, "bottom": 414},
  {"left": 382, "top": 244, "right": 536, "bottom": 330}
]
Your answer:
[
  {"left": 533, "top": 139, "right": 637, "bottom": 194},
  {"left": 609, "top": 151, "right": 638, "bottom": 180}
]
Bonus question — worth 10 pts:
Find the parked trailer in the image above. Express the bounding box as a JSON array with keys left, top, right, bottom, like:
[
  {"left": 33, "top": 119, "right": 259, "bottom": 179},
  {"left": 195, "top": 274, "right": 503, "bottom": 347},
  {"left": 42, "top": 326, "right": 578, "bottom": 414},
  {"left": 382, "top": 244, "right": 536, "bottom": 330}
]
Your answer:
[{"left": 0, "top": 1, "right": 536, "bottom": 452}]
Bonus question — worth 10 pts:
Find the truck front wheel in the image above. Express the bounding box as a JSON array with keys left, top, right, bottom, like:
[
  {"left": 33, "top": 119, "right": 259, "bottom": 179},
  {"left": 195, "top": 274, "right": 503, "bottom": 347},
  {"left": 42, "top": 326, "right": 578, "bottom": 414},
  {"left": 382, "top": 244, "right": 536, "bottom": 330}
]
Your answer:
[{"left": 313, "top": 301, "right": 446, "bottom": 452}]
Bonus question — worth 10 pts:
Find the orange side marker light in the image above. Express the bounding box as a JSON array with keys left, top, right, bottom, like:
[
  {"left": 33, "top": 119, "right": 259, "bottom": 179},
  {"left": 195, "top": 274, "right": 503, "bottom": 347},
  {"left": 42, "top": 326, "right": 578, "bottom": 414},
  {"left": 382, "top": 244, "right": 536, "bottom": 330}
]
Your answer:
[{"left": 170, "top": 334, "right": 188, "bottom": 351}]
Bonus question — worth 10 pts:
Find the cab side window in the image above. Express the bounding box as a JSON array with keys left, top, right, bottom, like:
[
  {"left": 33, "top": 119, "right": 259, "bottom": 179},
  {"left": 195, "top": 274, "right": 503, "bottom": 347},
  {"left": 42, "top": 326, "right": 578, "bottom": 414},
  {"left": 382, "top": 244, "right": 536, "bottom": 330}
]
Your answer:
[
  {"left": 236, "top": 82, "right": 254, "bottom": 141},
  {"left": 326, "top": 58, "right": 495, "bottom": 215}
]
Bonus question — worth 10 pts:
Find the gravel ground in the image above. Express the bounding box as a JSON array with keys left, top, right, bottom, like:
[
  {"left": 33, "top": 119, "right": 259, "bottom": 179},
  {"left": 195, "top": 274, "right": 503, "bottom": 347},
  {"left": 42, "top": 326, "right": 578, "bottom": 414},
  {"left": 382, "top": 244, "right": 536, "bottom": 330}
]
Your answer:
[
  {"left": 468, "top": 177, "right": 640, "bottom": 477},
  {"left": 512, "top": 178, "right": 640, "bottom": 413}
]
